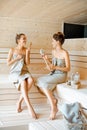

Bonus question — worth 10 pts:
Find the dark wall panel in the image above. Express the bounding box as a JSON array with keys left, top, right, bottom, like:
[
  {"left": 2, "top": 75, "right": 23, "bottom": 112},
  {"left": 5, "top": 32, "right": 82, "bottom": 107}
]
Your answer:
[
  {"left": 64, "top": 23, "right": 85, "bottom": 39},
  {"left": 84, "top": 25, "right": 87, "bottom": 38}
]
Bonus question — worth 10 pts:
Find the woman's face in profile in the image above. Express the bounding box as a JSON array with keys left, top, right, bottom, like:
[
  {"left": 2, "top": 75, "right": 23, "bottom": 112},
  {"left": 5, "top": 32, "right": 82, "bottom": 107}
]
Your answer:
[
  {"left": 18, "top": 35, "right": 27, "bottom": 47},
  {"left": 52, "top": 38, "right": 57, "bottom": 48}
]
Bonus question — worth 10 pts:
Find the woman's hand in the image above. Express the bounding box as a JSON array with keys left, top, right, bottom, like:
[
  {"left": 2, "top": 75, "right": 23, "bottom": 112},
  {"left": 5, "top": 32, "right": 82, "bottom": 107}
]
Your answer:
[
  {"left": 42, "top": 54, "right": 48, "bottom": 60},
  {"left": 42, "top": 54, "right": 55, "bottom": 71},
  {"left": 16, "top": 54, "right": 23, "bottom": 60},
  {"left": 46, "top": 64, "right": 56, "bottom": 71},
  {"left": 26, "top": 42, "right": 32, "bottom": 52},
  {"left": 49, "top": 64, "right": 56, "bottom": 71}
]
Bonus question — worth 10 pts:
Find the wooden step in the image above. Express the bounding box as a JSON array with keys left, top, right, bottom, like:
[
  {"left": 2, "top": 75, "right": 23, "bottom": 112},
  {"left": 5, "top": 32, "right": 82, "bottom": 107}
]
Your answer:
[{"left": 0, "top": 103, "right": 62, "bottom": 128}]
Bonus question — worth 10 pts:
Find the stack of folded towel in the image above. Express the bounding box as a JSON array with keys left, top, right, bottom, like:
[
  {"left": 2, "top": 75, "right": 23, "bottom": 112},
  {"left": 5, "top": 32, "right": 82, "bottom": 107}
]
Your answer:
[{"left": 59, "top": 102, "right": 87, "bottom": 130}]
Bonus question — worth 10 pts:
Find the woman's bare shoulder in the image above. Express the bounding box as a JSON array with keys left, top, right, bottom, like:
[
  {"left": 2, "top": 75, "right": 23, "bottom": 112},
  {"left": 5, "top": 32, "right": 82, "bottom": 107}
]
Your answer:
[
  {"left": 9, "top": 47, "right": 15, "bottom": 54},
  {"left": 62, "top": 49, "right": 69, "bottom": 58},
  {"left": 63, "top": 49, "right": 69, "bottom": 54}
]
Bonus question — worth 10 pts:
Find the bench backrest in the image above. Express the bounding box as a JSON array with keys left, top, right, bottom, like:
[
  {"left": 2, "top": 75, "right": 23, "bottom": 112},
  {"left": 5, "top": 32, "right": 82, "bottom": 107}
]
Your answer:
[{"left": 0, "top": 48, "right": 87, "bottom": 79}]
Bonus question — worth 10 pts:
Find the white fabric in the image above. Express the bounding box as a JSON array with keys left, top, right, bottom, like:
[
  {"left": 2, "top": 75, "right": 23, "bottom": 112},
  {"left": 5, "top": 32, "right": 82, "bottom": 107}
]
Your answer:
[
  {"left": 29, "top": 119, "right": 68, "bottom": 130},
  {"left": 59, "top": 102, "right": 82, "bottom": 123},
  {"left": 59, "top": 102, "right": 87, "bottom": 130},
  {"left": 57, "top": 82, "right": 87, "bottom": 108}
]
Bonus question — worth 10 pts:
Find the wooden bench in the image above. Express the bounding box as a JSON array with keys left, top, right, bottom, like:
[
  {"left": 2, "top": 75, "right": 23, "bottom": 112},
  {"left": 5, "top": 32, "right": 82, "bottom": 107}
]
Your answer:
[{"left": 0, "top": 48, "right": 87, "bottom": 129}]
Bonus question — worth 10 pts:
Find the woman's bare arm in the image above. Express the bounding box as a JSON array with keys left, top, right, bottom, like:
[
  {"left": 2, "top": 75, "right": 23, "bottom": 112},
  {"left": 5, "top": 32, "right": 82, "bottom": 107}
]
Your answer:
[
  {"left": 42, "top": 52, "right": 53, "bottom": 71},
  {"left": 25, "top": 43, "right": 32, "bottom": 65},
  {"left": 25, "top": 49, "right": 30, "bottom": 65}
]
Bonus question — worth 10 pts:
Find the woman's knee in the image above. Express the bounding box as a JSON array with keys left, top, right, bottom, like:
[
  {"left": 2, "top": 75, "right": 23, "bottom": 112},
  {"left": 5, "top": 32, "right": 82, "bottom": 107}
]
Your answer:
[{"left": 28, "top": 77, "right": 33, "bottom": 84}]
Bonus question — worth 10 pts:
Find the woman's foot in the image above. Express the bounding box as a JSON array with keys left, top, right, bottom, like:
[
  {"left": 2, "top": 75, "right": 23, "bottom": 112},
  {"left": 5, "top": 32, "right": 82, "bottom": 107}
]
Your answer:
[
  {"left": 17, "top": 102, "right": 22, "bottom": 113},
  {"left": 48, "top": 98, "right": 58, "bottom": 120},
  {"left": 32, "top": 113, "right": 38, "bottom": 119},
  {"left": 28, "top": 109, "right": 38, "bottom": 119},
  {"left": 49, "top": 106, "right": 58, "bottom": 120}
]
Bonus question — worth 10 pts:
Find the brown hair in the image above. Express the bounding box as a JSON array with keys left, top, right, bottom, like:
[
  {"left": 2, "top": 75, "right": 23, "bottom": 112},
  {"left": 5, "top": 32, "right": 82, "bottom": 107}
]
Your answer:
[
  {"left": 53, "top": 32, "right": 65, "bottom": 45},
  {"left": 16, "top": 33, "right": 25, "bottom": 44}
]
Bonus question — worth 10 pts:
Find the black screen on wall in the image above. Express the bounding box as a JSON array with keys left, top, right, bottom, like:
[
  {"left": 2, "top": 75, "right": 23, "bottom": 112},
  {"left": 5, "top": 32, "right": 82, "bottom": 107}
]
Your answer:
[
  {"left": 63, "top": 23, "right": 84, "bottom": 39},
  {"left": 84, "top": 25, "right": 87, "bottom": 38}
]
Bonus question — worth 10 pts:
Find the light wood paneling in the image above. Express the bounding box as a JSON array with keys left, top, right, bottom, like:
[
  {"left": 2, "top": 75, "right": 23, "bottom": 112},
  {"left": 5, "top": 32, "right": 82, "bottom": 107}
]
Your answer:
[
  {"left": 0, "top": 0, "right": 87, "bottom": 24},
  {"left": 0, "top": 17, "right": 60, "bottom": 48},
  {"left": 64, "top": 39, "right": 87, "bottom": 51},
  {"left": 0, "top": 0, "right": 87, "bottom": 51}
]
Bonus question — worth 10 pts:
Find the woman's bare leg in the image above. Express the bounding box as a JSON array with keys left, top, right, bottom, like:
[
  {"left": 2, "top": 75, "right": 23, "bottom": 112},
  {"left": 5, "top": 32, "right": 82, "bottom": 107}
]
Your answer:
[
  {"left": 27, "top": 77, "right": 34, "bottom": 90},
  {"left": 42, "top": 88, "right": 58, "bottom": 120},
  {"left": 17, "top": 77, "right": 34, "bottom": 112},
  {"left": 26, "top": 77, "right": 37, "bottom": 118},
  {"left": 17, "top": 94, "right": 24, "bottom": 112},
  {"left": 20, "top": 80, "right": 37, "bottom": 119}
]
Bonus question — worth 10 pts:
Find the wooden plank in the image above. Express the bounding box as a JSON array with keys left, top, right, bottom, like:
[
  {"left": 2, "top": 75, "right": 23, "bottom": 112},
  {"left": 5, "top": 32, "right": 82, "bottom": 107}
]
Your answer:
[
  {"left": 68, "top": 51, "right": 87, "bottom": 56},
  {"left": 0, "top": 48, "right": 9, "bottom": 52},
  {"left": 0, "top": 59, "right": 44, "bottom": 64},
  {"left": 30, "top": 53, "right": 51, "bottom": 59},
  {"left": 70, "top": 55, "right": 87, "bottom": 62},
  {"left": 0, "top": 48, "right": 87, "bottom": 56},
  {"left": 0, "top": 98, "right": 47, "bottom": 106},
  {"left": 0, "top": 92, "right": 45, "bottom": 100},
  {"left": 0, "top": 48, "right": 51, "bottom": 54},
  {"left": 69, "top": 67, "right": 87, "bottom": 79},
  {"left": 0, "top": 103, "right": 51, "bottom": 127},
  {"left": 0, "top": 54, "right": 8, "bottom": 58},
  {"left": 0, "top": 59, "right": 7, "bottom": 63},
  {"left": 0, "top": 86, "right": 39, "bottom": 93},
  {"left": 70, "top": 61, "right": 87, "bottom": 68}
]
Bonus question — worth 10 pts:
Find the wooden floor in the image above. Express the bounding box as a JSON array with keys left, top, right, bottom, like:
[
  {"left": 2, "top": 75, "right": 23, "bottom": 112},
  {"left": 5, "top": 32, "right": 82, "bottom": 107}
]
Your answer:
[{"left": 0, "top": 103, "right": 63, "bottom": 128}]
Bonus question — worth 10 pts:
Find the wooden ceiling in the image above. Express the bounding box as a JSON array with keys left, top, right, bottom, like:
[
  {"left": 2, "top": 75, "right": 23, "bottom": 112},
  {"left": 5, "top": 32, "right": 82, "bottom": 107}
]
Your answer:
[{"left": 0, "top": 0, "right": 87, "bottom": 24}]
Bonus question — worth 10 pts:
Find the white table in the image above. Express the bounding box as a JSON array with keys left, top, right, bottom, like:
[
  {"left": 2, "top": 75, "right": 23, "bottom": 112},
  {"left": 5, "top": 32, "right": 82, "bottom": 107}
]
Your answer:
[{"left": 57, "top": 81, "right": 87, "bottom": 109}]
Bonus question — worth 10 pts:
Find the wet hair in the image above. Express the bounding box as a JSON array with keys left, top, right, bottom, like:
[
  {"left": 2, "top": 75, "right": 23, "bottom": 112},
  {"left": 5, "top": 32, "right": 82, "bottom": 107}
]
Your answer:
[
  {"left": 53, "top": 32, "right": 65, "bottom": 45},
  {"left": 16, "top": 33, "right": 25, "bottom": 44}
]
